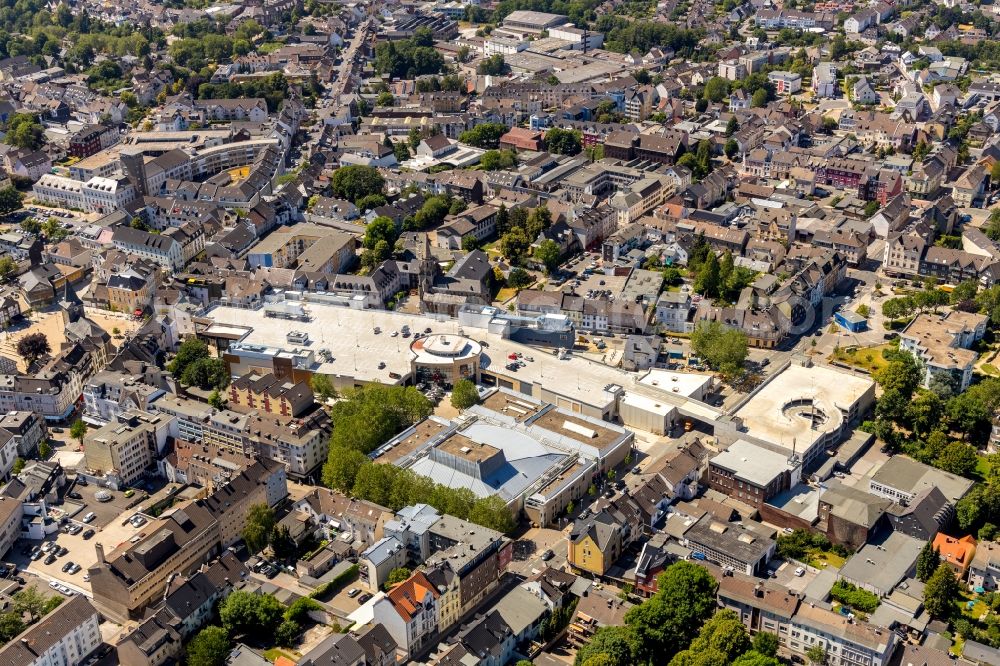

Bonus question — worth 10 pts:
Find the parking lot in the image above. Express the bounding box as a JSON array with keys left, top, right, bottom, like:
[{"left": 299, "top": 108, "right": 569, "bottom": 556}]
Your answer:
[{"left": 5, "top": 482, "right": 152, "bottom": 596}]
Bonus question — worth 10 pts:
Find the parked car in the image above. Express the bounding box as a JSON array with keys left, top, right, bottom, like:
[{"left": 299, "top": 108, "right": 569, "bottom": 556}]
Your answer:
[
  {"left": 67, "top": 491, "right": 82, "bottom": 500},
  {"left": 82, "top": 529, "right": 95, "bottom": 540},
  {"left": 61, "top": 562, "right": 74, "bottom": 573},
  {"left": 794, "top": 567, "right": 805, "bottom": 577},
  {"left": 540, "top": 549, "right": 555, "bottom": 561},
  {"left": 44, "top": 554, "right": 56, "bottom": 565},
  {"left": 82, "top": 512, "right": 96, "bottom": 523},
  {"left": 347, "top": 588, "right": 361, "bottom": 598},
  {"left": 357, "top": 592, "right": 373, "bottom": 604}
]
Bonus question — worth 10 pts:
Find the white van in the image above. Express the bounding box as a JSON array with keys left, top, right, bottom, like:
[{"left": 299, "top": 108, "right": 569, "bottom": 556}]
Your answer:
[{"left": 82, "top": 512, "right": 96, "bottom": 523}]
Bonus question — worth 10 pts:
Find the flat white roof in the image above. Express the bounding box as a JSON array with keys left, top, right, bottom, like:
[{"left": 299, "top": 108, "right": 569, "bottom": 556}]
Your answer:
[
  {"left": 638, "top": 369, "right": 712, "bottom": 398},
  {"left": 733, "top": 364, "right": 873, "bottom": 453},
  {"left": 204, "top": 299, "right": 632, "bottom": 410}
]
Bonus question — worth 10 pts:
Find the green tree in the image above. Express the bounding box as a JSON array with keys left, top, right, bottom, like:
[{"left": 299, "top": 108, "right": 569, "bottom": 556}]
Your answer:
[
  {"left": 69, "top": 419, "right": 87, "bottom": 448},
  {"left": 574, "top": 626, "right": 636, "bottom": 666},
  {"left": 393, "top": 142, "right": 410, "bottom": 163},
  {"left": 375, "top": 91, "right": 394, "bottom": 106},
  {"left": 669, "top": 610, "right": 750, "bottom": 666},
  {"left": 916, "top": 542, "right": 940, "bottom": 582},
  {"left": 751, "top": 88, "right": 769, "bottom": 107},
  {"left": 725, "top": 116, "right": 739, "bottom": 137},
  {"left": 4, "top": 114, "right": 44, "bottom": 150},
  {"left": 363, "top": 216, "right": 398, "bottom": 256},
  {"left": 330, "top": 165, "right": 385, "bottom": 205},
  {"left": 694, "top": 252, "right": 720, "bottom": 297},
  {"left": 0, "top": 187, "right": 23, "bottom": 216},
  {"left": 806, "top": 645, "right": 828, "bottom": 666},
  {"left": 459, "top": 122, "right": 507, "bottom": 149},
  {"left": 275, "top": 619, "right": 301, "bottom": 646},
  {"left": 311, "top": 374, "right": 337, "bottom": 402},
  {"left": 0, "top": 256, "right": 16, "bottom": 284},
  {"left": 284, "top": 597, "right": 323, "bottom": 624},
  {"left": 545, "top": 128, "right": 583, "bottom": 156},
  {"left": 690, "top": 320, "right": 748, "bottom": 377},
  {"left": 385, "top": 567, "right": 412, "bottom": 588},
  {"left": 468, "top": 495, "right": 515, "bottom": 533},
  {"left": 751, "top": 632, "right": 780, "bottom": 658},
  {"left": 935, "top": 442, "right": 979, "bottom": 478},
  {"left": 220, "top": 591, "right": 285, "bottom": 637},
  {"left": 480, "top": 149, "right": 517, "bottom": 171},
  {"left": 625, "top": 561, "right": 718, "bottom": 663},
  {"left": 326, "top": 384, "right": 432, "bottom": 454},
  {"left": 322, "top": 446, "right": 371, "bottom": 493},
  {"left": 450, "top": 378, "right": 480, "bottom": 410},
  {"left": 185, "top": 626, "right": 231, "bottom": 666},
  {"left": 724, "top": 139, "right": 738, "bottom": 159},
  {"left": 923, "top": 565, "right": 959, "bottom": 618},
  {"left": 11, "top": 458, "right": 24, "bottom": 475},
  {"left": 535, "top": 239, "right": 562, "bottom": 273},
  {"left": 0, "top": 612, "right": 24, "bottom": 643},
  {"left": 208, "top": 390, "right": 224, "bottom": 410},
  {"left": 703, "top": 77, "right": 729, "bottom": 102},
  {"left": 180, "top": 358, "right": 230, "bottom": 390},
  {"left": 242, "top": 504, "right": 276, "bottom": 554},
  {"left": 356, "top": 194, "right": 388, "bottom": 211},
  {"left": 987, "top": 208, "right": 1000, "bottom": 241},
  {"left": 500, "top": 228, "right": 531, "bottom": 263},
  {"left": 168, "top": 337, "right": 210, "bottom": 376},
  {"left": 408, "top": 127, "right": 423, "bottom": 151},
  {"left": 507, "top": 267, "right": 533, "bottom": 289},
  {"left": 732, "top": 652, "right": 781, "bottom": 666},
  {"left": 270, "top": 524, "right": 295, "bottom": 560},
  {"left": 477, "top": 54, "right": 506, "bottom": 75},
  {"left": 38, "top": 441, "right": 51, "bottom": 459}
]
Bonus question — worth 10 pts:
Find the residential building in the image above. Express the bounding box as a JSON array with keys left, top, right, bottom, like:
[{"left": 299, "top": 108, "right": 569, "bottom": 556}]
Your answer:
[
  {"left": 899, "top": 310, "right": 988, "bottom": 393},
  {"left": 0, "top": 596, "right": 102, "bottom": 666},
  {"left": 83, "top": 410, "right": 173, "bottom": 489},
  {"left": 567, "top": 511, "right": 623, "bottom": 576},
  {"left": 370, "top": 570, "right": 440, "bottom": 659},
  {"left": 869, "top": 456, "right": 974, "bottom": 507}
]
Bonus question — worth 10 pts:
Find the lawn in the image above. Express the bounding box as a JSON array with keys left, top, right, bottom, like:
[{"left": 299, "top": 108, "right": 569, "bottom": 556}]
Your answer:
[
  {"left": 495, "top": 287, "right": 519, "bottom": 302},
  {"left": 257, "top": 41, "right": 285, "bottom": 54},
  {"left": 829, "top": 344, "right": 893, "bottom": 373},
  {"left": 263, "top": 647, "right": 300, "bottom": 662},
  {"left": 976, "top": 456, "right": 995, "bottom": 482},
  {"left": 982, "top": 363, "right": 999, "bottom": 377},
  {"left": 807, "top": 550, "right": 847, "bottom": 569}
]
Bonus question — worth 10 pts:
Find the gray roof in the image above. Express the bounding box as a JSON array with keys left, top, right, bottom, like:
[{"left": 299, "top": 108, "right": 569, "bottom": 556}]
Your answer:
[
  {"left": 685, "top": 514, "right": 775, "bottom": 566},
  {"left": 839, "top": 530, "right": 924, "bottom": 594},
  {"left": 493, "top": 585, "right": 549, "bottom": 636},
  {"left": 361, "top": 536, "right": 405, "bottom": 566},
  {"left": 711, "top": 439, "right": 796, "bottom": 487},
  {"left": 870, "top": 456, "right": 974, "bottom": 504}
]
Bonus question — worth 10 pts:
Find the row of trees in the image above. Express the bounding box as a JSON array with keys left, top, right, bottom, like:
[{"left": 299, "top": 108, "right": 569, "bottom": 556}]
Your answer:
[{"left": 321, "top": 384, "right": 514, "bottom": 533}]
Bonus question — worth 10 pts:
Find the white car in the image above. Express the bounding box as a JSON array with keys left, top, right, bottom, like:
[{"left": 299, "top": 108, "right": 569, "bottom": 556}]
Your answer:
[{"left": 794, "top": 567, "right": 805, "bottom": 577}]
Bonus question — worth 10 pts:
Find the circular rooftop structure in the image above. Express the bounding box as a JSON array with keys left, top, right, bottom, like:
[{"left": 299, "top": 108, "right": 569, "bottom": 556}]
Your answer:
[
  {"left": 415, "top": 334, "right": 482, "bottom": 359},
  {"left": 410, "top": 334, "right": 483, "bottom": 387}
]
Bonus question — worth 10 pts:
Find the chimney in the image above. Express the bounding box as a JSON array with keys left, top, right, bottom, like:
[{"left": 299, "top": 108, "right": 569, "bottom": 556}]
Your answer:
[
  {"left": 753, "top": 584, "right": 764, "bottom": 598},
  {"left": 95, "top": 542, "right": 105, "bottom": 564}
]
